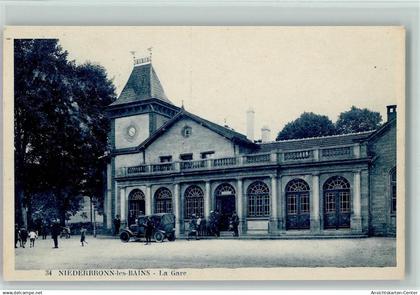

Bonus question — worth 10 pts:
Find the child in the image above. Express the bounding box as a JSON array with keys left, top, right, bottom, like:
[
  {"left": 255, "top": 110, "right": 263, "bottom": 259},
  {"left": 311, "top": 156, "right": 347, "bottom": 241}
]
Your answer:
[
  {"left": 29, "top": 230, "right": 38, "bottom": 248},
  {"left": 80, "top": 227, "right": 88, "bottom": 247}
]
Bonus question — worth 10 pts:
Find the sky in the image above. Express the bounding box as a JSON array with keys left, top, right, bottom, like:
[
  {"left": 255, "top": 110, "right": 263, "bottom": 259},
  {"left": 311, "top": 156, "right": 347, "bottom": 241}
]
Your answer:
[{"left": 56, "top": 27, "right": 404, "bottom": 140}]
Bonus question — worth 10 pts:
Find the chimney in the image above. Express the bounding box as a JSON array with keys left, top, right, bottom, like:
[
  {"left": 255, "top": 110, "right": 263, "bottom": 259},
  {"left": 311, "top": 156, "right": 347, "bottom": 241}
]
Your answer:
[
  {"left": 246, "top": 107, "right": 255, "bottom": 141},
  {"left": 261, "top": 125, "right": 271, "bottom": 143},
  {"left": 387, "top": 105, "right": 397, "bottom": 122}
]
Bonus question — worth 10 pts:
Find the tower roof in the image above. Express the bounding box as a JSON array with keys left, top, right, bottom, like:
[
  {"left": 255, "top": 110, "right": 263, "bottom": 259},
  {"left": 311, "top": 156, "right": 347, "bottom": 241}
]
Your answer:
[{"left": 110, "top": 62, "right": 173, "bottom": 106}]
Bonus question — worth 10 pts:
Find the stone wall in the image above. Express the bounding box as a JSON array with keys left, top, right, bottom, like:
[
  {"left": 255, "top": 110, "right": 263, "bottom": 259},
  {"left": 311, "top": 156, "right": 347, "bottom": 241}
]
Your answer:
[
  {"left": 145, "top": 118, "right": 235, "bottom": 163},
  {"left": 114, "top": 114, "right": 149, "bottom": 149},
  {"left": 368, "top": 122, "right": 397, "bottom": 236}
]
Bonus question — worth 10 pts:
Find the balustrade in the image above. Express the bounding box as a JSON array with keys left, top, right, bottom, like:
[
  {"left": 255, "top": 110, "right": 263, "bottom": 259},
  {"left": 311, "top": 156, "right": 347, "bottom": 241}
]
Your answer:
[
  {"left": 321, "top": 146, "right": 352, "bottom": 158},
  {"left": 180, "top": 159, "right": 207, "bottom": 170},
  {"left": 283, "top": 150, "right": 313, "bottom": 161},
  {"left": 151, "top": 163, "right": 174, "bottom": 172},
  {"left": 127, "top": 165, "right": 147, "bottom": 174},
  {"left": 245, "top": 153, "right": 271, "bottom": 164},
  {"left": 213, "top": 157, "right": 237, "bottom": 167},
  {"left": 120, "top": 144, "right": 358, "bottom": 177}
]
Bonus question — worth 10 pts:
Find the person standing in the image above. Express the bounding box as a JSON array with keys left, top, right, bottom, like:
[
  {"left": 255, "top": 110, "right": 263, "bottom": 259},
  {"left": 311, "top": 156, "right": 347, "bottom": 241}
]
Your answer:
[
  {"left": 214, "top": 210, "right": 221, "bottom": 237},
  {"left": 41, "top": 223, "right": 48, "bottom": 239},
  {"left": 196, "top": 216, "right": 202, "bottom": 237},
  {"left": 113, "top": 215, "right": 121, "bottom": 236},
  {"left": 231, "top": 211, "right": 239, "bottom": 237},
  {"left": 19, "top": 227, "right": 28, "bottom": 248},
  {"left": 15, "top": 224, "right": 20, "bottom": 248},
  {"left": 128, "top": 211, "right": 135, "bottom": 226},
  {"left": 187, "top": 214, "right": 199, "bottom": 241},
  {"left": 200, "top": 217, "right": 207, "bottom": 236},
  {"left": 51, "top": 221, "right": 61, "bottom": 249},
  {"left": 29, "top": 229, "right": 38, "bottom": 248},
  {"left": 80, "top": 226, "right": 88, "bottom": 247},
  {"left": 144, "top": 217, "right": 154, "bottom": 245},
  {"left": 209, "top": 211, "right": 217, "bottom": 237}
]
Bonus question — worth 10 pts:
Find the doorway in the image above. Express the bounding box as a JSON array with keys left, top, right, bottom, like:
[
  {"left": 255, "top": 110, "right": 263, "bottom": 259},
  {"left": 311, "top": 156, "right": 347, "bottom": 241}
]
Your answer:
[
  {"left": 214, "top": 183, "right": 236, "bottom": 231},
  {"left": 216, "top": 195, "right": 236, "bottom": 231}
]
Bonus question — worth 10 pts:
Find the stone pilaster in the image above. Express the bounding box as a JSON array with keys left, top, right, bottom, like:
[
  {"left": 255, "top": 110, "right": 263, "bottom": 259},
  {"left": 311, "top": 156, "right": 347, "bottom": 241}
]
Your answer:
[
  {"left": 310, "top": 173, "right": 321, "bottom": 232},
  {"left": 269, "top": 175, "right": 279, "bottom": 233},
  {"left": 236, "top": 178, "right": 246, "bottom": 234},
  {"left": 204, "top": 181, "right": 211, "bottom": 220},
  {"left": 174, "top": 183, "right": 181, "bottom": 237},
  {"left": 278, "top": 176, "right": 286, "bottom": 232},
  {"left": 145, "top": 185, "right": 152, "bottom": 215},
  {"left": 351, "top": 170, "right": 362, "bottom": 232},
  {"left": 120, "top": 186, "right": 127, "bottom": 228}
]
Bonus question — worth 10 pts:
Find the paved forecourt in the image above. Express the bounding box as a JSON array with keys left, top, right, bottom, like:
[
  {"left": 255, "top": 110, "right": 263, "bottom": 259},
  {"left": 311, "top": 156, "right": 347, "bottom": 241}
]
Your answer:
[{"left": 14, "top": 236, "right": 396, "bottom": 269}]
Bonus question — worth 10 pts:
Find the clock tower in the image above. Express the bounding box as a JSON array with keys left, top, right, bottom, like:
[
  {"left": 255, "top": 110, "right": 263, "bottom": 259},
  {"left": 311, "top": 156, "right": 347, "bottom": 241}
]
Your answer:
[
  {"left": 107, "top": 55, "right": 180, "bottom": 151},
  {"left": 105, "top": 54, "right": 180, "bottom": 230}
]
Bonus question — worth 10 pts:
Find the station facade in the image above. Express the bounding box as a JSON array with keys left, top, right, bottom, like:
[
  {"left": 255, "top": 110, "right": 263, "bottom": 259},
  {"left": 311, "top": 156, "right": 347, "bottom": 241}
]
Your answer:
[{"left": 104, "top": 58, "right": 397, "bottom": 237}]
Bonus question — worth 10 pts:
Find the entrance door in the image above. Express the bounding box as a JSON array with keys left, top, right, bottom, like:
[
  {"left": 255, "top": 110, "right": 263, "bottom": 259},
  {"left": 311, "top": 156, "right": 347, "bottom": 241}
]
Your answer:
[
  {"left": 323, "top": 191, "right": 351, "bottom": 229},
  {"left": 216, "top": 195, "right": 236, "bottom": 231},
  {"left": 128, "top": 189, "right": 146, "bottom": 225},
  {"left": 285, "top": 179, "right": 310, "bottom": 230},
  {"left": 323, "top": 176, "right": 351, "bottom": 229}
]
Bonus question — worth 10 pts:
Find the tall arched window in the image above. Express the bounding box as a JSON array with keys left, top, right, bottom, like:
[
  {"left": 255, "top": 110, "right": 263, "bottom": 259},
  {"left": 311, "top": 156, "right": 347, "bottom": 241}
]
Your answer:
[
  {"left": 247, "top": 181, "right": 270, "bottom": 217},
  {"left": 128, "top": 189, "right": 145, "bottom": 224},
  {"left": 323, "top": 176, "right": 351, "bottom": 229},
  {"left": 154, "top": 187, "right": 172, "bottom": 213},
  {"left": 390, "top": 168, "right": 397, "bottom": 214},
  {"left": 184, "top": 185, "right": 204, "bottom": 218},
  {"left": 285, "top": 179, "right": 310, "bottom": 230}
]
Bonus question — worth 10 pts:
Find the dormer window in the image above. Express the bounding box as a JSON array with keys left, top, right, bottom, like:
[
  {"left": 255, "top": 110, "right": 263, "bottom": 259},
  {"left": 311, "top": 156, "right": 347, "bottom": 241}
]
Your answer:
[
  {"left": 160, "top": 156, "right": 172, "bottom": 163},
  {"left": 201, "top": 151, "right": 215, "bottom": 159},
  {"left": 180, "top": 153, "right": 193, "bottom": 161}
]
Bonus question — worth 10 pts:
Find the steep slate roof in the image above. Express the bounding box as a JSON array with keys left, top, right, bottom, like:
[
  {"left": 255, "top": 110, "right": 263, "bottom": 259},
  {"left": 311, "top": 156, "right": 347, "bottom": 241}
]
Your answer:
[
  {"left": 257, "top": 130, "right": 375, "bottom": 153},
  {"left": 110, "top": 63, "right": 173, "bottom": 106},
  {"left": 138, "top": 109, "right": 257, "bottom": 150}
]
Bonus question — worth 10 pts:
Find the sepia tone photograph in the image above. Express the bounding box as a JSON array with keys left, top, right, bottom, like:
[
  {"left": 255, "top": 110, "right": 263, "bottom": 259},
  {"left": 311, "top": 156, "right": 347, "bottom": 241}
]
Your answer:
[{"left": 3, "top": 26, "right": 405, "bottom": 280}]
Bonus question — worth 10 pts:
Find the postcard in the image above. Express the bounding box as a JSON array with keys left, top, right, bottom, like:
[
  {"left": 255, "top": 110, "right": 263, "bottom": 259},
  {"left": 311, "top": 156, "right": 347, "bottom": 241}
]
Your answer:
[{"left": 3, "top": 26, "right": 405, "bottom": 280}]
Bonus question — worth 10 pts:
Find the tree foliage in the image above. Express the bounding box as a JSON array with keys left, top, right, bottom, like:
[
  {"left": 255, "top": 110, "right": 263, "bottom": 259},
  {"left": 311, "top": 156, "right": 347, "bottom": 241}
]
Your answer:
[
  {"left": 276, "top": 112, "right": 336, "bottom": 140},
  {"left": 335, "top": 106, "right": 382, "bottom": 134},
  {"left": 14, "top": 39, "right": 116, "bottom": 226}
]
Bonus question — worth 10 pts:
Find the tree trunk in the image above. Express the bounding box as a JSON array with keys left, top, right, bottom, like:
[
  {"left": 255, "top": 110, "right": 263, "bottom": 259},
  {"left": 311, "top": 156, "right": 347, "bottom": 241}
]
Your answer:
[{"left": 15, "top": 181, "right": 27, "bottom": 227}]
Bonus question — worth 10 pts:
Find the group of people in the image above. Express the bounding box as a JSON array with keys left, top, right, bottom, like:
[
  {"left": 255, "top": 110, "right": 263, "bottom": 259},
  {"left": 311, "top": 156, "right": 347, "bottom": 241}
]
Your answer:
[
  {"left": 15, "top": 225, "right": 38, "bottom": 248},
  {"left": 15, "top": 221, "right": 89, "bottom": 249},
  {"left": 187, "top": 211, "right": 240, "bottom": 239}
]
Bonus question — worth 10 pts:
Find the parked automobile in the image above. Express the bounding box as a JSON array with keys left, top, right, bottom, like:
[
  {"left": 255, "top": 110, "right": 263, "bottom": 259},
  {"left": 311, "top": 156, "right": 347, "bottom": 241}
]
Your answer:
[{"left": 119, "top": 213, "right": 176, "bottom": 243}]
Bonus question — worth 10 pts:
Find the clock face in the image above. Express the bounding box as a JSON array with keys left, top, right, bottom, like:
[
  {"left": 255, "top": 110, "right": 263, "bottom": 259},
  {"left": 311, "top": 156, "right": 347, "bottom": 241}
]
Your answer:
[{"left": 127, "top": 126, "right": 136, "bottom": 137}]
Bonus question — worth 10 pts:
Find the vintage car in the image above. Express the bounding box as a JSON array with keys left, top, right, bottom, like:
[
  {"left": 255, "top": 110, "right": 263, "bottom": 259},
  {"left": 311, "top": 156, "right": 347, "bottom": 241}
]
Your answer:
[{"left": 119, "top": 213, "right": 176, "bottom": 243}]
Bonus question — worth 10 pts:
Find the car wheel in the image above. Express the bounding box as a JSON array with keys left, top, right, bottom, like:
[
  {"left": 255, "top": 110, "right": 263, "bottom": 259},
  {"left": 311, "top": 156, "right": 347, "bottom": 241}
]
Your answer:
[
  {"left": 154, "top": 231, "right": 164, "bottom": 243},
  {"left": 120, "top": 231, "right": 131, "bottom": 243},
  {"left": 167, "top": 233, "right": 176, "bottom": 241}
]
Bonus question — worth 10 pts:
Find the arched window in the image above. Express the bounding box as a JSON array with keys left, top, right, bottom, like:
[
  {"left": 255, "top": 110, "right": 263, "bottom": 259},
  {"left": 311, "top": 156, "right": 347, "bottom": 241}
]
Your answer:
[
  {"left": 214, "top": 183, "right": 236, "bottom": 197},
  {"left": 184, "top": 185, "right": 204, "bottom": 218},
  {"left": 154, "top": 187, "right": 172, "bottom": 213},
  {"left": 247, "top": 181, "right": 270, "bottom": 217},
  {"left": 128, "top": 189, "right": 145, "bottom": 223},
  {"left": 390, "top": 168, "right": 396, "bottom": 214},
  {"left": 285, "top": 179, "right": 310, "bottom": 229},
  {"left": 323, "top": 176, "right": 351, "bottom": 229}
]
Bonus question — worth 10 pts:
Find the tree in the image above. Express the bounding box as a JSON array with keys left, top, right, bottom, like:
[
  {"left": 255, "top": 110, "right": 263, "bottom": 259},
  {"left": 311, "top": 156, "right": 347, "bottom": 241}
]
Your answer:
[
  {"left": 335, "top": 106, "right": 382, "bottom": 134},
  {"left": 14, "top": 39, "right": 116, "bottom": 227},
  {"left": 14, "top": 39, "right": 74, "bottom": 226},
  {"left": 276, "top": 112, "right": 336, "bottom": 140}
]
